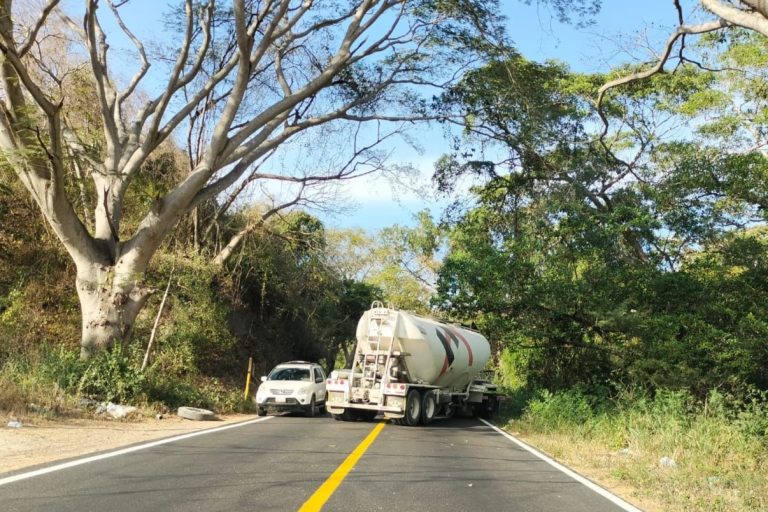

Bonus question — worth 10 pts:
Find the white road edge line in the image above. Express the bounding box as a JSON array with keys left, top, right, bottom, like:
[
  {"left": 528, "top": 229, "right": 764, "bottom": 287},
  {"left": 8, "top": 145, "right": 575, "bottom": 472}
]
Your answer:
[
  {"left": 478, "top": 418, "right": 644, "bottom": 512},
  {"left": 0, "top": 416, "right": 274, "bottom": 487}
]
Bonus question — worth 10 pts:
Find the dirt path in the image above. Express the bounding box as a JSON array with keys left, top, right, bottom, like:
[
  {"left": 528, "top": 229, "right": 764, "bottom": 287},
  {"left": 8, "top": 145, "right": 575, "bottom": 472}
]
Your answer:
[{"left": 0, "top": 413, "right": 257, "bottom": 475}]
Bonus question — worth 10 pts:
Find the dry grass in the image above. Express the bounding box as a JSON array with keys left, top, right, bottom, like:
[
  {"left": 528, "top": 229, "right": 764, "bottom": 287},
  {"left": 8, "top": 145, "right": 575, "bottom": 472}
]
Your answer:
[{"left": 501, "top": 390, "right": 768, "bottom": 512}]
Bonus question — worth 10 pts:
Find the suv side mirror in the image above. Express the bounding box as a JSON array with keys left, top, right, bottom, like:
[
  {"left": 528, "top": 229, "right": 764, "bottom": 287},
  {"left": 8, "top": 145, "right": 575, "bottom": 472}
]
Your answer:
[
  {"left": 260, "top": 376, "right": 267, "bottom": 382},
  {"left": 315, "top": 377, "right": 323, "bottom": 383}
]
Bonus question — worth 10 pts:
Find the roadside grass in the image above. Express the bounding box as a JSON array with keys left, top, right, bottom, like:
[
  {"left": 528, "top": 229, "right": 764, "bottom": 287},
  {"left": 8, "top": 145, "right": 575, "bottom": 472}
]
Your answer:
[
  {"left": 498, "top": 388, "right": 768, "bottom": 512},
  {"left": 0, "top": 344, "right": 255, "bottom": 424}
]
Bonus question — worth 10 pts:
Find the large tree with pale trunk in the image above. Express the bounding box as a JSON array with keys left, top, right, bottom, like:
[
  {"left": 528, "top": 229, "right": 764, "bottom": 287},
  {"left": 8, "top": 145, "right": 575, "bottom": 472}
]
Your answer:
[{"left": 0, "top": 0, "right": 497, "bottom": 359}]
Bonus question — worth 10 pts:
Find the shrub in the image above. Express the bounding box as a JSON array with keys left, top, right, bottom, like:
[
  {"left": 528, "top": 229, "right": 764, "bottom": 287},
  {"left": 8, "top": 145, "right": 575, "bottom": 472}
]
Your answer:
[
  {"left": 76, "top": 346, "right": 146, "bottom": 403},
  {"left": 523, "top": 389, "right": 597, "bottom": 432}
]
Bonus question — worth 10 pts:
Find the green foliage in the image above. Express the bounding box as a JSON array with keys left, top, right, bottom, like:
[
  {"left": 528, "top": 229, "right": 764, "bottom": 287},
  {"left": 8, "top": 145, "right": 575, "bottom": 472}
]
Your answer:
[
  {"left": 509, "top": 388, "right": 768, "bottom": 512},
  {"left": 39, "top": 345, "right": 88, "bottom": 392},
  {"left": 158, "top": 257, "right": 238, "bottom": 376},
  {"left": 497, "top": 346, "right": 532, "bottom": 390},
  {"left": 144, "top": 373, "right": 252, "bottom": 412},
  {"left": 523, "top": 388, "right": 600, "bottom": 432},
  {"left": 325, "top": 212, "right": 443, "bottom": 316},
  {"left": 0, "top": 342, "right": 252, "bottom": 414},
  {"left": 0, "top": 287, "right": 24, "bottom": 326},
  {"left": 435, "top": 55, "right": 584, "bottom": 194},
  {"left": 678, "top": 89, "right": 731, "bottom": 116},
  {"left": 0, "top": 174, "right": 80, "bottom": 365},
  {"left": 76, "top": 347, "right": 146, "bottom": 403},
  {"left": 1, "top": 173, "right": 379, "bottom": 413},
  {"left": 434, "top": 40, "right": 768, "bottom": 399}
]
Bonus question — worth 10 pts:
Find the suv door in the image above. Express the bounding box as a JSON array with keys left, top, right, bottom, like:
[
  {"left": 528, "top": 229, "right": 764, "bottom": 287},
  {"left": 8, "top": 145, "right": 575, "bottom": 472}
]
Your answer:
[{"left": 313, "top": 367, "right": 326, "bottom": 401}]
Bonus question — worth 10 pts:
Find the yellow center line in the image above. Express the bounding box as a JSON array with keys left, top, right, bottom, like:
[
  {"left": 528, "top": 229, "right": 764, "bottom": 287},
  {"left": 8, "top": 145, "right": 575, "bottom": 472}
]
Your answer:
[{"left": 298, "top": 421, "right": 387, "bottom": 512}]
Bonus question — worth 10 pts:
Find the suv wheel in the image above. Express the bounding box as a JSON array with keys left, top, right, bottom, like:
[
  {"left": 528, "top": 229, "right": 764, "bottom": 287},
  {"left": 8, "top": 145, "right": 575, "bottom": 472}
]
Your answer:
[{"left": 305, "top": 395, "right": 316, "bottom": 418}]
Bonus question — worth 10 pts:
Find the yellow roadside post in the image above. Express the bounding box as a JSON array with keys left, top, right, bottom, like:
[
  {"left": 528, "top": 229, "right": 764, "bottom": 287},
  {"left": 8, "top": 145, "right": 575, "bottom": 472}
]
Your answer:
[{"left": 244, "top": 357, "right": 253, "bottom": 400}]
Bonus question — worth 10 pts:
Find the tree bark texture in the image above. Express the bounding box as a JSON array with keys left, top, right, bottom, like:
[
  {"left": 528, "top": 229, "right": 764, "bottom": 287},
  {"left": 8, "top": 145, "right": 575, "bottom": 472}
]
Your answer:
[{"left": 76, "top": 263, "right": 152, "bottom": 359}]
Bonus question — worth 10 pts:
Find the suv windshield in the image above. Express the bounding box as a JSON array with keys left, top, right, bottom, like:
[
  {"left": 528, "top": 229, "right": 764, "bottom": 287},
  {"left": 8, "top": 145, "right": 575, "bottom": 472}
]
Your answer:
[{"left": 268, "top": 367, "right": 311, "bottom": 381}]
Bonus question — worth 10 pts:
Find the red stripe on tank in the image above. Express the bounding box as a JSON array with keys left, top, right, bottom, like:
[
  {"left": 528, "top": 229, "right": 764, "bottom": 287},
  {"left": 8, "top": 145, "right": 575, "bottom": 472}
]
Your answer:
[
  {"left": 439, "top": 355, "right": 449, "bottom": 376},
  {"left": 449, "top": 327, "right": 474, "bottom": 366}
]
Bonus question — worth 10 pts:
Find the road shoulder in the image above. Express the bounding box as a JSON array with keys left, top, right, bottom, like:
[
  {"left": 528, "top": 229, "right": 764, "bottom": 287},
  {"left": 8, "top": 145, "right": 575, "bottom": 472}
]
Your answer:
[{"left": 0, "top": 413, "right": 257, "bottom": 475}]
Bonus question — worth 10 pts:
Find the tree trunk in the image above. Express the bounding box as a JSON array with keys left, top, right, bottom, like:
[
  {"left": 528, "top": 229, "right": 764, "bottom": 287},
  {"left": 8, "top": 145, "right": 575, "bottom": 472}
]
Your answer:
[{"left": 76, "top": 264, "right": 152, "bottom": 359}]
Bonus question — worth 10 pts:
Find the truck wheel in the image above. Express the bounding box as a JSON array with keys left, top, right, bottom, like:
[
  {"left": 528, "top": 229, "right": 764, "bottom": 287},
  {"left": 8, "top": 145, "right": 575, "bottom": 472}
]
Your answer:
[
  {"left": 332, "top": 409, "right": 354, "bottom": 421},
  {"left": 473, "top": 402, "right": 492, "bottom": 419},
  {"left": 257, "top": 407, "right": 268, "bottom": 416},
  {"left": 421, "top": 391, "right": 437, "bottom": 425},
  {"left": 404, "top": 389, "right": 422, "bottom": 426}
]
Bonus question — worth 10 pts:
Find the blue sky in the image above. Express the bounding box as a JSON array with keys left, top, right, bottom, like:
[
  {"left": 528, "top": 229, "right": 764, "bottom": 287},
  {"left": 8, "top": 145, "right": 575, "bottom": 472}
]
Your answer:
[{"left": 318, "top": 0, "right": 695, "bottom": 231}]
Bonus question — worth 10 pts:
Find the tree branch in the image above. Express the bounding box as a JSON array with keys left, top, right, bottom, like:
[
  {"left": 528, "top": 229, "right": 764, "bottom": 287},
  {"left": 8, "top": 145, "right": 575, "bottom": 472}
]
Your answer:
[
  {"left": 18, "top": 0, "right": 60, "bottom": 57},
  {"left": 596, "top": 18, "right": 728, "bottom": 139}
]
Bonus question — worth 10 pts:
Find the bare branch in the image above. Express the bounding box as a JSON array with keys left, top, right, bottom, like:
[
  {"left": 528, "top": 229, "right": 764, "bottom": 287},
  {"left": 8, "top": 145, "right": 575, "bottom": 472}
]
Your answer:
[
  {"left": 0, "top": 29, "right": 57, "bottom": 117},
  {"left": 106, "top": 0, "right": 150, "bottom": 107},
  {"left": 139, "top": 1, "right": 212, "bottom": 147},
  {"left": 212, "top": 186, "right": 307, "bottom": 266},
  {"left": 18, "top": 0, "right": 60, "bottom": 57},
  {"left": 200, "top": 149, "right": 277, "bottom": 243},
  {"left": 84, "top": 0, "right": 120, "bottom": 153}
]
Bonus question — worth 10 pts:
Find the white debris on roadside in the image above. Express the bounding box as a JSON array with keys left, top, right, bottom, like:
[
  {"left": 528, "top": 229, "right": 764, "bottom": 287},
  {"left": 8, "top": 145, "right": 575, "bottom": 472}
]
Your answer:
[
  {"left": 659, "top": 456, "right": 677, "bottom": 468},
  {"left": 6, "top": 420, "right": 22, "bottom": 428},
  {"left": 96, "top": 402, "right": 137, "bottom": 419}
]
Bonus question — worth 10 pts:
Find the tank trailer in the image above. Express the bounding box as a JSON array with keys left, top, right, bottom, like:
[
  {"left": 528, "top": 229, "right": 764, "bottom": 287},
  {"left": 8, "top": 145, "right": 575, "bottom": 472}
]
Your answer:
[{"left": 326, "top": 303, "right": 500, "bottom": 425}]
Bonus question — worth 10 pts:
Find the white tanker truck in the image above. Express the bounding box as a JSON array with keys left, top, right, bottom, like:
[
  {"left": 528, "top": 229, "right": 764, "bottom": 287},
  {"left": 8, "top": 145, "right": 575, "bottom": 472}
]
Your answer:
[{"left": 325, "top": 303, "right": 500, "bottom": 425}]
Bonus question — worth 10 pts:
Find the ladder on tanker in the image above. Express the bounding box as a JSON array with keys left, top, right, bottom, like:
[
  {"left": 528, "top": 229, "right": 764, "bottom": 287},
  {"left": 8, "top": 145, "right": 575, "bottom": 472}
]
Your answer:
[{"left": 352, "top": 302, "right": 399, "bottom": 397}]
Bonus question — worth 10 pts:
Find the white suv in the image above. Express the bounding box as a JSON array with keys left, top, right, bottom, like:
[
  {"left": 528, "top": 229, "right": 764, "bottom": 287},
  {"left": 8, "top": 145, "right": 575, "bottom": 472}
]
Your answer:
[{"left": 255, "top": 361, "right": 327, "bottom": 417}]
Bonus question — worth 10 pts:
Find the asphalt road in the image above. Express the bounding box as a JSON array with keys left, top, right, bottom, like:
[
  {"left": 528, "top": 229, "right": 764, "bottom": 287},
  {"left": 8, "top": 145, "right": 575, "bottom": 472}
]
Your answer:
[{"left": 0, "top": 415, "right": 639, "bottom": 512}]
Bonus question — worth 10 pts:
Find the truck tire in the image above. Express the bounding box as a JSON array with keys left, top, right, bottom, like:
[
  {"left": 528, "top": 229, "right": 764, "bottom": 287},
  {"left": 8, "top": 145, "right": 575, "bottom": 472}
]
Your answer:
[
  {"left": 403, "top": 389, "right": 421, "bottom": 426},
  {"left": 421, "top": 391, "right": 437, "bottom": 424},
  {"left": 177, "top": 406, "right": 216, "bottom": 421},
  {"left": 474, "top": 397, "right": 499, "bottom": 419},
  {"left": 332, "top": 409, "right": 355, "bottom": 421},
  {"left": 257, "top": 406, "right": 268, "bottom": 416}
]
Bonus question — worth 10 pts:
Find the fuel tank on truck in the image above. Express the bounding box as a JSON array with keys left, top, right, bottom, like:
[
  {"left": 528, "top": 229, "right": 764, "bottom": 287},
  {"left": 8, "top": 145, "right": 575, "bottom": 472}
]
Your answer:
[{"left": 355, "top": 306, "right": 491, "bottom": 392}]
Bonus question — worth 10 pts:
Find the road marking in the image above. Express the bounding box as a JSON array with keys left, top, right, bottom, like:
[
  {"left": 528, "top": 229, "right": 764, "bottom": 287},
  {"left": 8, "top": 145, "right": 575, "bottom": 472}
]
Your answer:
[
  {"left": 478, "top": 418, "right": 643, "bottom": 512},
  {"left": 0, "top": 416, "right": 274, "bottom": 487},
  {"left": 299, "top": 421, "right": 386, "bottom": 512}
]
